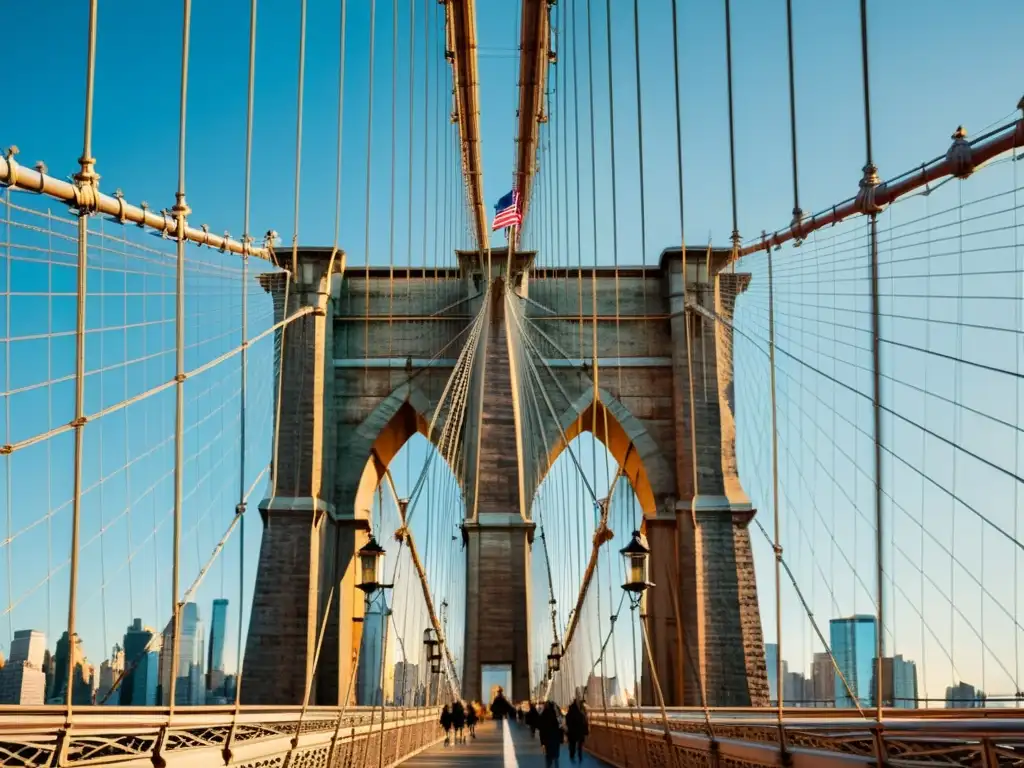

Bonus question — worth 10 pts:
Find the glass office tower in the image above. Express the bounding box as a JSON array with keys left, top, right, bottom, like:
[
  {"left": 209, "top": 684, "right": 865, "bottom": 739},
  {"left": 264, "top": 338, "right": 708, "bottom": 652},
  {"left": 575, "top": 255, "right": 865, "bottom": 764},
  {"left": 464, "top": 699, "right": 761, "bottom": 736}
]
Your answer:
[{"left": 829, "top": 615, "right": 877, "bottom": 708}]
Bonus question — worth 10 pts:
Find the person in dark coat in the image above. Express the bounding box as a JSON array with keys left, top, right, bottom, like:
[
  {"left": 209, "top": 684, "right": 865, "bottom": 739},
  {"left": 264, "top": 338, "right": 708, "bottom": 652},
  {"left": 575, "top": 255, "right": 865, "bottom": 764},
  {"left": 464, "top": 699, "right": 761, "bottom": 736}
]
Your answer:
[
  {"left": 538, "top": 701, "right": 564, "bottom": 767},
  {"left": 451, "top": 700, "right": 466, "bottom": 744},
  {"left": 565, "top": 699, "right": 589, "bottom": 762},
  {"left": 490, "top": 687, "right": 514, "bottom": 720},
  {"left": 526, "top": 702, "right": 541, "bottom": 738},
  {"left": 466, "top": 701, "right": 479, "bottom": 738},
  {"left": 439, "top": 704, "right": 453, "bottom": 746}
]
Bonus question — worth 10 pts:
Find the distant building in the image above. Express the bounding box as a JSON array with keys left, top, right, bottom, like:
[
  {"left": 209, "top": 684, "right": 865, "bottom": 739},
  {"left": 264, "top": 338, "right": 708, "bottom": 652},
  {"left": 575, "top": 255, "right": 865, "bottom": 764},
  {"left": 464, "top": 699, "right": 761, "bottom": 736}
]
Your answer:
[
  {"left": 584, "top": 674, "right": 620, "bottom": 707},
  {"left": 223, "top": 675, "right": 237, "bottom": 703},
  {"left": 122, "top": 619, "right": 160, "bottom": 706},
  {"left": 207, "top": 599, "right": 228, "bottom": 693},
  {"left": 811, "top": 652, "right": 835, "bottom": 707},
  {"left": 0, "top": 630, "right": 47, "bottom": 705},
  {"left": 877, "top": 655, "right": 918, "bottom": 708},
  {"left": 783, "top": 671, "right": 813, "bottom": 706},
  {"left": 50, "top": 631, "right": 93, "bottom": 705},
  {"left": 0, "top": 662, "right": 47, "bottom": 704},
  {"left": 764, "top": 644, "right": 788, "bottom": 705},
  {"left": 946, "top": 681, "right": 984, "bottom": 708},
  {"left": 96, "top": 645, "right": 125, "bottom": 705},
  {"left": 158, "top": 603, "right": 204, "bottom": 705},
  {"left": 10, "top": 630, "right": 46, "bottom": 668},
  {"left": 830, "top": 616, "right": 877, "bottom": 707}
]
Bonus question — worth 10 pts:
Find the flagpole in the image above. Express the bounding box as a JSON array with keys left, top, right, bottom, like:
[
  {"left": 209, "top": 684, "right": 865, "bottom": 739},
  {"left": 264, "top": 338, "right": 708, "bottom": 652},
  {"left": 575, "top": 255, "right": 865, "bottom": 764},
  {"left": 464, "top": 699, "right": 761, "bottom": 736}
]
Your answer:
[{"left": 505, "top": 224, "right": 516, "bottom": 279}]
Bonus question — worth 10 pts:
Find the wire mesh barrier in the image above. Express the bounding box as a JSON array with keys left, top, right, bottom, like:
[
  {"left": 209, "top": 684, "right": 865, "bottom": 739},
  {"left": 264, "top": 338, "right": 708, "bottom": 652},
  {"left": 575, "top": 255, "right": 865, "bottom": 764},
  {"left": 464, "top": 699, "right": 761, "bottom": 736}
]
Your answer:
[
  {"left": 0, "top": 181, "right": 290, "bottom": 716},
  {"left": 723, "top": 143, "right": 1024, "bottom": 713}
]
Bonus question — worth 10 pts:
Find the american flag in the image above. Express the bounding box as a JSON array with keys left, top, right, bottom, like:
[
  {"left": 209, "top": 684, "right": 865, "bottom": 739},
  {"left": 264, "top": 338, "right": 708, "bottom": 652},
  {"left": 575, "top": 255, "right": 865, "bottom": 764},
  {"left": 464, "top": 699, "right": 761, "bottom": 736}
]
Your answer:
[{"left": 491, "top": 189, "right": 522, "bottom": 231}]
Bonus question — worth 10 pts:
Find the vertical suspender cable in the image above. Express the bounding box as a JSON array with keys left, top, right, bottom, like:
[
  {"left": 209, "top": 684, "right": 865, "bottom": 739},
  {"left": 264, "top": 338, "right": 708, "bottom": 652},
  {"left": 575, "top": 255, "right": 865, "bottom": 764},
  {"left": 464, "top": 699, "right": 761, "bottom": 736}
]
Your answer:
[
  {"left": 330, "top": 0, "right": 349, "bottom": 280},
  {"left": 586, "top": 0, "right": 599, "bottom": 424},
  {"left": 169, "top": 0, "right": 193, "bottom": 715},
  {"left": 766, "top": 238, "right": 786, "bottom": 751},
  {"left": 406, "top": 0, "right": 415, "bottom": 295},
  {"left": 66, "top": 0, "right": 100, "bottom": 718},
  {"left": 604, "top": 0, "right": 623, "bottom": 401},
  {"left": 723, "top": 0, "right": 740, "bottom": 255},
  {"left": 570, "top": 0, "right": 584, "bottom": 362},
  {"left": 290, "top": 0, "right": 308, "bottom": 280},
  {"left": 858, "top": 0, "right": 885, "bottom": 726},
  {"left": 785, "top": 0, "right": 802, "bottom": 223},
  {"left": 387, "top": 0, "right": 398, "bottom": 386},
  {"left": 363, "top": 0, "right": 378, "bottom": 380},
  {"left": 234, "top": 0, "right": 258, "bottom": 710},
  {"left": 631, "top": 0, "right": 649, "bottom": 337},
  {"left": 769, "top": 0, "right": 801, "bottom": 752}
]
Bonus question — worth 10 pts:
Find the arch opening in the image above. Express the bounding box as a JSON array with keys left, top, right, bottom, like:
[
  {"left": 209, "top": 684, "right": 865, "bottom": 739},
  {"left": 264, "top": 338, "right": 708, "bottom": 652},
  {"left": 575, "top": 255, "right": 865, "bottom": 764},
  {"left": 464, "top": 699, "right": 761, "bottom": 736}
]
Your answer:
[{"left": 542, "top": 396, "right": 663, "bottom": 518}]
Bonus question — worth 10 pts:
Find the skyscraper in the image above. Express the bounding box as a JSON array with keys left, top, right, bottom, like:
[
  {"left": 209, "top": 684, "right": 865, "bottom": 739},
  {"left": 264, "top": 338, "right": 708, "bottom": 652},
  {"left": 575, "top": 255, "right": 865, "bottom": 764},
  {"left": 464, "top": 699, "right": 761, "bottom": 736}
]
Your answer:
[
  {"left": 207, "top": 599, "right": 228, "bottom": 694},
  {"left": 122, "top": 619, "right": 160, "bottom": 706},
  {"left": 158, "top": 602, "right": 204, "bottom": 705},
  {"left": 10, "top": 630, "right": 46, "bottom": 668},
  {"left": 829, "top": 615, "right": 877, "bottom": 708},
  {"left": 946, "top": 681, "right": 984, "bottom": 708},
  {"left": 764, "top": 643, "right": 788, "bottom": 705},
  {"left": 0, "top": 630, "right": 47, "bottom": 705},
  {"left": 97, "top": 645, "right": 125, "bottom": 705},
  {"left": 50, "top": 631, "right": 92, "bottom": 705},
  {"left": 811, "top": 652, "right": 835, "bottom": 707},
  {"left": 878, "top": 655, "right": 918, "bottom": 708}
]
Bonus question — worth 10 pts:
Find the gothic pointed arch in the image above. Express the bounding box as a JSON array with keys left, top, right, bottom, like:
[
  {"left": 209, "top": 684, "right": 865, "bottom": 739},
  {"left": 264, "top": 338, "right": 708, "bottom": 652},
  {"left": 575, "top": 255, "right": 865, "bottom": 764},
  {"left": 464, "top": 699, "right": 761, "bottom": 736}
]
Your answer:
[
  {"left": 337, "top": 381, "right": 460, "bottom": 522},
  {"left": 541, "top": 387, "right": 674, "bottom": 517}
]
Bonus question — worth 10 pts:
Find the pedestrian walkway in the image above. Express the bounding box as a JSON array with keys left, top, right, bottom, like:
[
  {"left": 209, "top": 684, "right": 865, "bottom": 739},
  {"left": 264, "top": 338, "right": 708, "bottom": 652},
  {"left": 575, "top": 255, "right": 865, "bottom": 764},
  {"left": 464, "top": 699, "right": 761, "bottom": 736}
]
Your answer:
[{"left": 399, "top": 718, "right": 611, "bottom": 766}]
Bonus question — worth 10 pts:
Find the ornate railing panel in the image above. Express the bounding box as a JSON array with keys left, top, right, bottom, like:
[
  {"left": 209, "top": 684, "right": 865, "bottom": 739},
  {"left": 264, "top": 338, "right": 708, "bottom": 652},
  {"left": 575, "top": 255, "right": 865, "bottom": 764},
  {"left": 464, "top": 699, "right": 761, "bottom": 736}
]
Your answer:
[
  {"left": 585, "top": 709, "right": 1024, "bottom": 768},
  {"left": 0, "top": 706, "right": 442, "bottom": 768}
]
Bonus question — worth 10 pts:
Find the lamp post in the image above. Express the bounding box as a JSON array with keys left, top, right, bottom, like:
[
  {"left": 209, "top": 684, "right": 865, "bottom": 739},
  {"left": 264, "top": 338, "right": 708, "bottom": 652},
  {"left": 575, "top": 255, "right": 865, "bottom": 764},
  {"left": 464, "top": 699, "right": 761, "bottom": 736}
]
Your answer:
[
  {"left": 620, "top": 530, "right": 653, "bottom": 607},
  {"left": 547, "top": 640, "right": 562, "bottom": 678},
  {"left": 357, "top": 535, "right": 393, "bottom": 595}
]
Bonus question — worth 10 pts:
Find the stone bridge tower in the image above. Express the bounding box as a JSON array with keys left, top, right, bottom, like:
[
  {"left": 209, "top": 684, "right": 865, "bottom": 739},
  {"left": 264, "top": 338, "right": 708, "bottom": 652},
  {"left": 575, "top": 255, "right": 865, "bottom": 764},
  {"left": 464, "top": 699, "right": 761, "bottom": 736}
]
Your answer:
[{"left": 241, "top": 246, "right": 768, "bottom": 709}]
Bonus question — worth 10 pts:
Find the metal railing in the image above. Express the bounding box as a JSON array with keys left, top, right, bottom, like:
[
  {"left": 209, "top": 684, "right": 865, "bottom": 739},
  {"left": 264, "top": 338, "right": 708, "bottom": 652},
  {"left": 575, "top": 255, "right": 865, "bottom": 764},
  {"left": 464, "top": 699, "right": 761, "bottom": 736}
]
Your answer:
[
  {"left": 585, "top": 707, "right": 1024, "bottom": 768},
  {"left": 0, "top": 705, "right": 442, "bottom": 768}
]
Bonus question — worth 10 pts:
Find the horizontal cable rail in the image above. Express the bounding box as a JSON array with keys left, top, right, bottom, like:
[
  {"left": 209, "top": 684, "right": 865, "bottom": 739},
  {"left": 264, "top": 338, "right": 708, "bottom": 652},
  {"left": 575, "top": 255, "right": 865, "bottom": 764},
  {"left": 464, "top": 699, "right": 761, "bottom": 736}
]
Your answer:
[
  {"left": 740, "top": 110, "right": 1023, "bottom": 256},
  {"left": 0, "top": 152, "right": 273, "bottom": 260}
]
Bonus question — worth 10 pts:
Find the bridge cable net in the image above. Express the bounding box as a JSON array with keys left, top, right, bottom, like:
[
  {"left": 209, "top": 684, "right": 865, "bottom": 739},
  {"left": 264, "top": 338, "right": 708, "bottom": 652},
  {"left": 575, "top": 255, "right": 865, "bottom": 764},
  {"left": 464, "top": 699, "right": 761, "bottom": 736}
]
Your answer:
[
  {"left": 509, "top": 0, "right": 695, "bottom": 746},
  {"left": 0, "top": 183, "right": 288, "bottom": 709},
  {"left": 718, "top": 136, "right": 1024, "bottom": 710}
]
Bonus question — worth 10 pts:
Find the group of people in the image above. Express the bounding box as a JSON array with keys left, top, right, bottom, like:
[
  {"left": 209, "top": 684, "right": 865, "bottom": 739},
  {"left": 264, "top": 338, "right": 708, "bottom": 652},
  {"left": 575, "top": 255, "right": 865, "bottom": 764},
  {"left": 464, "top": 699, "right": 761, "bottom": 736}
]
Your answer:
[
  {"left": 438, "top": 687, "right": 590, "bottom": 766},
  {"left": 523, "top": 698, "right": 590, "bottom": 765},
  {"left": 438, "top": 699, "right": 480, "bottom": 746}
]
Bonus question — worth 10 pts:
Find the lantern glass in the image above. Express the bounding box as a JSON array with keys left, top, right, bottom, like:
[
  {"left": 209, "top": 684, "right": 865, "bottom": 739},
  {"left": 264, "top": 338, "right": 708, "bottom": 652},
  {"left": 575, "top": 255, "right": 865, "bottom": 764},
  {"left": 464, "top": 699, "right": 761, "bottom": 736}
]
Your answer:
[{"left": 628, "top": 553, "right": 646, "bottom": 587}]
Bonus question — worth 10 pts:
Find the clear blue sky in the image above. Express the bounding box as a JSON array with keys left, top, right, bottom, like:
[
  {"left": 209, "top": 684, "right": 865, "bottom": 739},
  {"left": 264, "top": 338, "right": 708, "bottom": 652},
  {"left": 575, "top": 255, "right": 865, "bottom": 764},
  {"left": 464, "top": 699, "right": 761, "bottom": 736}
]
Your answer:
[{"left": 3, "top": 0, "right": 1023, "bottom": 704}]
